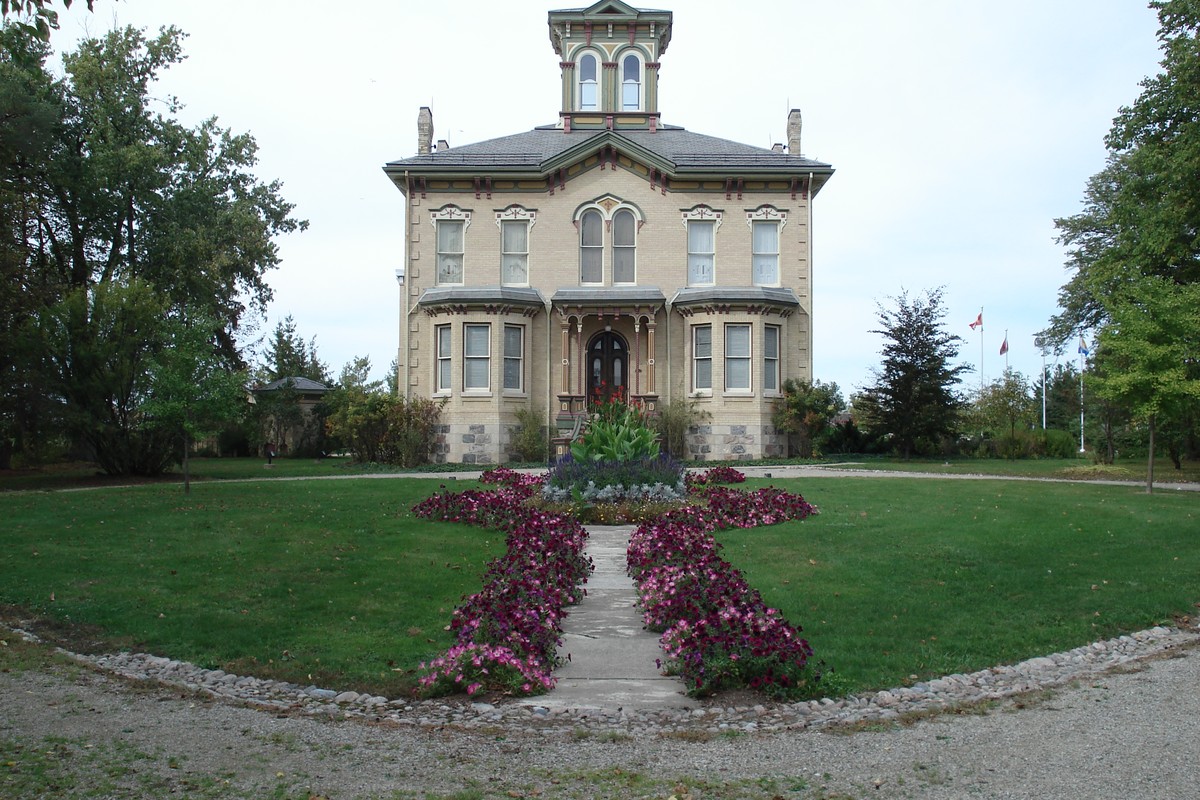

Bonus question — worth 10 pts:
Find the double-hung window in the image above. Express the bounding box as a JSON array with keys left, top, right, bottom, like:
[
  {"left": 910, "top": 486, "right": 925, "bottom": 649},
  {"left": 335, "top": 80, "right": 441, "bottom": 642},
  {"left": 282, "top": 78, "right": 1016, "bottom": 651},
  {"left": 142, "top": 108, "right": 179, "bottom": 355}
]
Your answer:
[
  {"left": 692, "top": 325, "right": 712, "bottom": 392},
  {"left": 580, "top": 209, "right": 603, "bottom": 284},
  {"left": 463, "top": 324, "right": 490, "bottom": 392},
  {"left": 579, "top": 53, "right": 599, "bottom": 111},
  {"left": 764, "top": 325, "right": 781, "bottom": 393},
  {"left": 501, "top": 220, "right": 528, "bottom": 285},
  {"left": 751, "top": 221, "right": 779, "bottom": 286},
  {"left": 621, "top": 54, "right": 641, "bottom": 111},
  {"left": 687, "top": 220, "right": 715, "bottom": 285},
  {"left": 613, "top": 209, "right": 636, "bottom": 283},
  {"left": 436, "top": 220, "right": 464, "bottom": 285},
  {"left": 725, "top": 324, "right": 751, "bottom": 392},
  {"left": 503, "top": 325, "right": 524, "bottom": 392},
  {"left": 435, "top": 324, "right": 452, "bottom": 393}
]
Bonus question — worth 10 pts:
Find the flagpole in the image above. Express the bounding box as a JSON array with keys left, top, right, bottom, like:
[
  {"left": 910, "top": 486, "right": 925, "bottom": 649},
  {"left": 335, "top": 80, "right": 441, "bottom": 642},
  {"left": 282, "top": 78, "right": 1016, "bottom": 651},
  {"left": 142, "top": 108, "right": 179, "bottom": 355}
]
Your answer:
[
  {"left": 979, "top": 306, "right": 984, "bottom": 392},
  {"left": 1079, "top": 340, "right": 1086, "bottom": 454}
]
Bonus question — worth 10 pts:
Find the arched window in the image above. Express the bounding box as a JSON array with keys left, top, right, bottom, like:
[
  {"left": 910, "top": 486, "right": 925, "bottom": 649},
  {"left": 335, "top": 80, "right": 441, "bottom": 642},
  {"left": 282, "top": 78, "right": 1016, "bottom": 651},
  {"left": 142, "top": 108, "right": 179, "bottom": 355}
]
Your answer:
[
  {"left": 580, "top": 209, "right": 603, "bottom": 283},
  {"left": 612, "top": 208, "right": 636, "bottom": 283},
  {"left": 621, "top": 53, "right": 641, "bottom": 111},
  {"left": 579, "top": 53, "right": 599, "bottom": 111}
]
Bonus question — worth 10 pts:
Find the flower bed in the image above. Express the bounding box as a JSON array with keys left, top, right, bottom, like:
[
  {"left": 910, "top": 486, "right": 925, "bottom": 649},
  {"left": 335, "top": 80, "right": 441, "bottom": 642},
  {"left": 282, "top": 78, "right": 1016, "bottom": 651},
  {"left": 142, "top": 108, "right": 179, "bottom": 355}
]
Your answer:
[
  {"left": 411, "top": 468, "right": 592, "bottom": 696},
  {"left": 627, "top": 484, "right": 823, "bottom": 699}
]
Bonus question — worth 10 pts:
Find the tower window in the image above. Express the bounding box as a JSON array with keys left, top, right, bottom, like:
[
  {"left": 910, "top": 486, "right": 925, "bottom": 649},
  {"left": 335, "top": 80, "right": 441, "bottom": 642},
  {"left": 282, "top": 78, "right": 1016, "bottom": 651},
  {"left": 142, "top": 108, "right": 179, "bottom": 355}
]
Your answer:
[
  {"left": 579, "top": 53, "right": 599, "bottom": 111},
  {"left": 621, "top": 54, "right": 641, "bottom": 111}
]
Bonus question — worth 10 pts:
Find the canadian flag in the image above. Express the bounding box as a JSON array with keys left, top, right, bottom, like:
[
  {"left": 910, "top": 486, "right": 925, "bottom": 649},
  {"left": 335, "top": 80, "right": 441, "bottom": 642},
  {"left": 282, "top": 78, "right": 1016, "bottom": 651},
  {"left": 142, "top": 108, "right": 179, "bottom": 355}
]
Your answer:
[
  {"left": 969, "top": 312, "right": 982, "bottom": 331},
  {"left": 999, "top": 335, "right": 1009, "bottom": 356}
]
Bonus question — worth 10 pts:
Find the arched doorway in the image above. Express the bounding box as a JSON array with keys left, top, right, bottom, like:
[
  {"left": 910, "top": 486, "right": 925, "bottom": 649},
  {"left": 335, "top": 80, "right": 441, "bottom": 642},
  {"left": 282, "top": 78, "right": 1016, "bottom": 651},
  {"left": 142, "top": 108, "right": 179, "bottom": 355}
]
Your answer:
[{"left": 587, "top": 330, "right": 628, "bottom": 404}]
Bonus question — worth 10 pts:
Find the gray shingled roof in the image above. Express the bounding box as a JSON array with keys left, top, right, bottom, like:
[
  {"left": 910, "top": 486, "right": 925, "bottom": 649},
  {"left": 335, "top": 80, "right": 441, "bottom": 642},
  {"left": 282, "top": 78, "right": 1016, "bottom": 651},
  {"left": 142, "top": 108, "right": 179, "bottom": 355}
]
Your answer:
[
  {"left": 551, "top": 286, "right": 666, "bottom": 305},
  {"left": 417, "top": 286, "right": 547, "bottom": 307},
  {"left": 257, "top": 377, "right": 330, "bottom": 392},
  {"left": 670, "top": 286, "right": 802, "bottom": 307},
  {"left": 384, "top": 125, "right": 831, "bottom": 173}
]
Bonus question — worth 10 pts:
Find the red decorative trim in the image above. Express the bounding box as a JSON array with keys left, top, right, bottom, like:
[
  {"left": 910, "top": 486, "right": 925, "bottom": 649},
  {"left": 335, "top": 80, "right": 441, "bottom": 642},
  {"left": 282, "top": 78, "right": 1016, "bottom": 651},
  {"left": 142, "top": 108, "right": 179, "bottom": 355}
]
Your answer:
[
  {"left": 563, "top": 114, "right": 571, "bottom": 133},
  {"left": 473, "top": 177, "right": 481, "bottom": 199},
  {"left": 649, "top": 115, "right": 657, "bottom": 133},
  {"left": 606, "top": 115, "right": 614, "bottom": 130},
  {"left": 724, "top": 177, "right": 733, "bottom": 200},
  {"left": 584, "top": 21, "right": 593, "bottom": 45},
  {"left": 560, "top": 61, "right": 575, "bottom": 68},
  {"left": 486, "top": 177, "right": 493, "bottom": 199},
  {"left": 790, "top": 177, "right": 799, "bottom": 200},
  {"left": 627, "top": 23, "right": 636, "bottom": 44},
  {"left": 646, "top": 62, "right": 661, "bottom": 69}
]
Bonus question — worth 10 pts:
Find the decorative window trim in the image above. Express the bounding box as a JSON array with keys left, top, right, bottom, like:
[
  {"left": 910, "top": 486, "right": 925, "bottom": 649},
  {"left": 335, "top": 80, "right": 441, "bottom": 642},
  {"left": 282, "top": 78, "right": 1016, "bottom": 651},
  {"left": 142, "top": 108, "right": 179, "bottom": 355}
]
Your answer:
[
  {"left": 745, "top": 205, "right": 788, "bottom": 228},
  {"left": 431, "top": 205, "right": 472, "bottom": 227},
  {"left": 682, "top": 205, "right": 723, "bottom": 230}
]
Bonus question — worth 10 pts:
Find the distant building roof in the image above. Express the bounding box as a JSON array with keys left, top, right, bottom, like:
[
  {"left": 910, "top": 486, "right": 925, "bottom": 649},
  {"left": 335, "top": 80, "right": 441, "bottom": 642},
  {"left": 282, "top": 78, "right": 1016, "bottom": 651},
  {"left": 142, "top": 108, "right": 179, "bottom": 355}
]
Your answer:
[{"left": 256, "top": 377, "right": 330, "bottom": 393}]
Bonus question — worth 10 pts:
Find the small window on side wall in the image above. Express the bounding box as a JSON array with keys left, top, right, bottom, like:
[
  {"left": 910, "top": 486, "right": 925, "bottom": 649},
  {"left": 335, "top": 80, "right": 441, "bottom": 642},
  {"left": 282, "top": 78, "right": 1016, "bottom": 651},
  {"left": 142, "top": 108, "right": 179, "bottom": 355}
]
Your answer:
[
  {"left": 435, "top": 324, "right": 452, "bottom": 393},
  {"left": 764, "top": 325, "right": 781, "bottom": 393},
  {"left": 692, "top": 324, "right": 712, "bottom": 392},
  {"left": 503, "top": 325, "right": 524, "bottom": 392}
]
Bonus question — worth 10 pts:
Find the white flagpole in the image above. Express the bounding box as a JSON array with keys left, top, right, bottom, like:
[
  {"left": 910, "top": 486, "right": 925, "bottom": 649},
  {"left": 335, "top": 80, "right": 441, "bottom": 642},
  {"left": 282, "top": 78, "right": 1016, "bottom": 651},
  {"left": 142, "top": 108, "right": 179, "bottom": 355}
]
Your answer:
[
  {"left": 979, "top": 307, "right": 984, "bottom": 392},
  {"left": 1079, "top": 341, "right": 1086, "bottom": 453}
]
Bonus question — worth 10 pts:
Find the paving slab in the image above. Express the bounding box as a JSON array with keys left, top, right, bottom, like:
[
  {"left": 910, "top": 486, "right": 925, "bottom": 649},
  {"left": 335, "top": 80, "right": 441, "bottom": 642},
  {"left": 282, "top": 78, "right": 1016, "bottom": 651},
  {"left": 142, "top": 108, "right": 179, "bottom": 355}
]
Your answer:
[{"left": 517, "top": 525, "right": 699, "bottom": 710}]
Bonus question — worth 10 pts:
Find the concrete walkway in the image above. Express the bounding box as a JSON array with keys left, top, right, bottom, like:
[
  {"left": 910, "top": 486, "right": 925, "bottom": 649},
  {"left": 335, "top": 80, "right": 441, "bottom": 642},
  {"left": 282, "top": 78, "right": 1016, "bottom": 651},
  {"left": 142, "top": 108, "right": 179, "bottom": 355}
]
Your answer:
[{"left": 518, "top": 525, "right": 699, "bottom": 710}]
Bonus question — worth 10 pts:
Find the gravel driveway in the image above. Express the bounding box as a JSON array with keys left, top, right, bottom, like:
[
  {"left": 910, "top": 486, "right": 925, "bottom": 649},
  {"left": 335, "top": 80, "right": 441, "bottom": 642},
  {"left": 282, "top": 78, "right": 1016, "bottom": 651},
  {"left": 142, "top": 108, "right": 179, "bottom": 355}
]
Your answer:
[{"left": 3, "top": 637, "right": 1198, "bottom": 799}]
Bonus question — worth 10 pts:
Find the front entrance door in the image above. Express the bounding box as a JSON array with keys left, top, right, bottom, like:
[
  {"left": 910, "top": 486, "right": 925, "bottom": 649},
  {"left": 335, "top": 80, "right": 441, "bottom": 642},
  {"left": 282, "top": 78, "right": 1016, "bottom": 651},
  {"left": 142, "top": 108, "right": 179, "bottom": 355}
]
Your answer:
[{"left": 587, "top": 330, "right": 628, "bottom": 404}]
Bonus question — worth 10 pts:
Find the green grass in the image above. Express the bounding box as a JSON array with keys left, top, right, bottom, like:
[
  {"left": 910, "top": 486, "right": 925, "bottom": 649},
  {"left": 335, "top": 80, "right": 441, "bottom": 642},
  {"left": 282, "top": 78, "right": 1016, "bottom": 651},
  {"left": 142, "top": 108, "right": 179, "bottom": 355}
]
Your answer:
[
  {"left": 0, "top": 478, "right": 501, "bottom": 696},
  {"left": 819, "top": 455, "right": 1200, "bottom": 483},
  {"left": 722, "top": 476, "right": 1200, "bottom": 692},
  {"left": 1, "top": 467, "right": 1197, "bottom": 702}
]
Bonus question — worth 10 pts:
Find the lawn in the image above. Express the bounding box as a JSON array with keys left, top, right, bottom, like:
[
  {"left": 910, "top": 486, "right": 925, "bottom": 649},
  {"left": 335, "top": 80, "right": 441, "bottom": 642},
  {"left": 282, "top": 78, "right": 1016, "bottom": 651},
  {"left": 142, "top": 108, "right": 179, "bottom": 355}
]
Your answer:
[
  {"left": 0, "top": 477, "right": 499, "bottom": 697},
  {"left": 1, "top": 470, "right": 1197, "bottom": 699},
  {"left": 722, "top": 476, "right": 1200, "bottom": 691}
]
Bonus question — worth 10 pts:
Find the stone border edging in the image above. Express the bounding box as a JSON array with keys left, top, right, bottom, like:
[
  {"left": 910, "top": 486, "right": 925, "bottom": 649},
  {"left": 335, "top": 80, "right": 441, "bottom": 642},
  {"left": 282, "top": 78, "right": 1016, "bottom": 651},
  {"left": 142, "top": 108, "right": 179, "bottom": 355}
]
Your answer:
[{"left": 8, "top": 623, "right": 1197, "bottom": 735}]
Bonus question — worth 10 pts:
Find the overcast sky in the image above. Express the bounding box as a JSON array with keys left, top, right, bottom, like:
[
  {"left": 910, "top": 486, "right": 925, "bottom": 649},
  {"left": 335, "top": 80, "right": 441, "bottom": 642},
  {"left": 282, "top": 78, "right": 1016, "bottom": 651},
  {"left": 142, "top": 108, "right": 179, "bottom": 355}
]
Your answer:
[{"left": 51, "top": 0, "right": 1164, "bottom": 397}]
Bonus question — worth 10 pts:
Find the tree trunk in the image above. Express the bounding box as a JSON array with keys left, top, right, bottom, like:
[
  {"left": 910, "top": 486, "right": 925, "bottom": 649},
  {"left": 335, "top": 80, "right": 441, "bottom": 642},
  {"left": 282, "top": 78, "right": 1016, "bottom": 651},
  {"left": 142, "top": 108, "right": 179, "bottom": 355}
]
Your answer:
[{"left": 1145, "top": 414, "right": 1155, "bottom": 494}]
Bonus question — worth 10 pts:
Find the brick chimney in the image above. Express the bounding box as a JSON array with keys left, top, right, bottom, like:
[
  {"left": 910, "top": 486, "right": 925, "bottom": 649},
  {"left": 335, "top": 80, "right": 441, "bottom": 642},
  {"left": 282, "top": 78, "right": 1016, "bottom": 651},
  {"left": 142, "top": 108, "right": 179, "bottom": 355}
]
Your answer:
[
  {"left": 787, "top": 108, "right": 802, "bottom": 156},
  {"left": 417, "top": 107, "right": 434, "bottom": 155}
]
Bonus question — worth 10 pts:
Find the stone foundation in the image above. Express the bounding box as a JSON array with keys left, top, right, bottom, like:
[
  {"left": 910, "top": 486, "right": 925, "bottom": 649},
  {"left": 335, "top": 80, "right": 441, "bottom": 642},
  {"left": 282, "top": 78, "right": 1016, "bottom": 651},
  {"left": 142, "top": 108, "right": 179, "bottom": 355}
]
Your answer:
[{"left": 685, "top": 424, "right": 787, "bottom": 461}]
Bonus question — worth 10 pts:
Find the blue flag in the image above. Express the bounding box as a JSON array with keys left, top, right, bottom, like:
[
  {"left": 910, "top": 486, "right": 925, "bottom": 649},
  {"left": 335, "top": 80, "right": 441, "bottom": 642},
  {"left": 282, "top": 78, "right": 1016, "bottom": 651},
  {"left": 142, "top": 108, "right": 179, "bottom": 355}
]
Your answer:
[{"left": 1078, "top": 337, "right": 1090, "bottom": 356}]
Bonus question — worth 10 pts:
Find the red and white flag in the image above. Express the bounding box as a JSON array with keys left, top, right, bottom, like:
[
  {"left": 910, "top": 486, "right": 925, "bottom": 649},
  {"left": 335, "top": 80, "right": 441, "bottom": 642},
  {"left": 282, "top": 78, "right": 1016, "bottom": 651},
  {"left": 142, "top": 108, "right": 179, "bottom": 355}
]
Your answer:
[
  {"left": 969, "top": 312, "right": 983, "bottom": 331},
  {"left": 999, "top": 335, "right": 1009, "bottom": 356}
]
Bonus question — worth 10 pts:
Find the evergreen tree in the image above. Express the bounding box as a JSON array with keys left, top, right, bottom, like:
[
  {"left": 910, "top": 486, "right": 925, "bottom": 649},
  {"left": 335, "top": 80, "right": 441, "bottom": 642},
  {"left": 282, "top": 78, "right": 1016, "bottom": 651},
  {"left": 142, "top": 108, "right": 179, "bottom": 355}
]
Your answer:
[{"left": 861, "top": 288, "right": 968, "bottom": 459}]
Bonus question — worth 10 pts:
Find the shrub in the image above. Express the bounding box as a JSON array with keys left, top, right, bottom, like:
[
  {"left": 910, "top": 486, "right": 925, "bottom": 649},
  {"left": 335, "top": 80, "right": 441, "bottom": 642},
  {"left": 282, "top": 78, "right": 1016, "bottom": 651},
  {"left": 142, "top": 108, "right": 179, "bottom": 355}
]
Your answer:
[
  {"left": 509, "top": 405, "right": 550, "bottom": 463},
  {"left": 652, "top": 397, "right": 710, "bottom": 459},
  {"left": 326, "top": 392, "right": 446, "bottom": 466}
]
